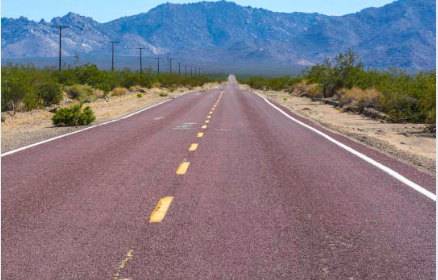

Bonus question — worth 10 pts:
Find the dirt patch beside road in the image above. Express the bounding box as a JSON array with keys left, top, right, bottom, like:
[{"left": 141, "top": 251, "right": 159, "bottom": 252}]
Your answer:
[
  {"left": 242, "top": 85, "right": 436, "bottom": 176},
  {"left": 1, "top": 84, "right": 218, "bottom": 153}
]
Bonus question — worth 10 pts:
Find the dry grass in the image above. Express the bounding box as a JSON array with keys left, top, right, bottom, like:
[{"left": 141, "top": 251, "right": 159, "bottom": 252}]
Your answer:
[
  {"left": 339, "top": 87, "right": 381, "bottom": 111},
  {"left": 112, "top": 87, "right": 128, "bottom": 97},
  {"left": 94, "top": 89, "right": 105, "bottom": 98}
]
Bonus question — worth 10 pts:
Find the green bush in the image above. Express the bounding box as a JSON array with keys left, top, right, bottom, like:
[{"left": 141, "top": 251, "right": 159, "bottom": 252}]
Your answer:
[
  {"left": 238, "top": 51, "right": 436, "bottom": 125},
  {"left": 1, "top": 62, "right": 226, "bottom": 113},
  {"left": 136, "top": 92, "right": 144, "bottom": 98},
  {"left": 66, "top": 85, "right": 83, "bottom": 99},
  {"left": 52, "top": 104, "right": 96, "bottom": 127},
  {"left": 1, "top": 64, "right": 32, "bottom": 112},
  {"left": 35, "top": 81, "right": 63, "bottom": 106}
]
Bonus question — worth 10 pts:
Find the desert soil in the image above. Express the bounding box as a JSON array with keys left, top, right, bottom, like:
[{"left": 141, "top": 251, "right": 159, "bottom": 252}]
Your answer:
[
  {"left": 1, "top": 84, "right": 218, "bottom": 153},
  {"left": 241, "top": 85, "right": 436, "bottom": 176}
]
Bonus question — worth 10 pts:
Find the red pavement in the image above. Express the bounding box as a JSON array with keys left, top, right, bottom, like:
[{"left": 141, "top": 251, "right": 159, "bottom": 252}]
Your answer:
[{"left": 1, "top": 77, "right": 435, "bottom": 279}]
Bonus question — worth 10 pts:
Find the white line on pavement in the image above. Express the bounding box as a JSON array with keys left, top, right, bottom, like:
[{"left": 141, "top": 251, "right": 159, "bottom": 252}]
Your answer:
[
  {"left": 1, "top": 98, "right": 172, "bottom": 157},
  {"left": 251, "top": 91, "right": 436, "bottom": 201}
]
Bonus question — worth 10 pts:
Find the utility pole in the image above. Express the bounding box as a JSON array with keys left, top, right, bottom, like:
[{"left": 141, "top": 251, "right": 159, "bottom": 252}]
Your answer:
[
  {"left": 155, "top": 57, "right": 161, "bottom": 74},
  {"left": 52, "top": 25, "right": 70, "bottom": 71},
  {"left": 178, "top": 62, "right": 181, "bottom": 76},
  {"left": 109, "top": 41, "right": 119, "bottom": 71},
  {"left": 190, "top": 67, "right": 193, "bottom": 77},
  {"left": 185, "top": 66, "right": 187, "bottom": 77},
  {"left": 136, "top": 47, "right": 145, "bottom": 73},
  {"left": 169, "top": 58, "right": 172, "bottom": 73}
]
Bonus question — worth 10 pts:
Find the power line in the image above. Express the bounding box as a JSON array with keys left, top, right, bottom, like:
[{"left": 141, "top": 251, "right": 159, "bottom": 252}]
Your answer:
[
  {"left": 52, "top": 25, "right": 70, "bottom": 71},
  {"left": 109, "top": 40, "right": 119, "bottom": 71},
  {"left": 136, "top": 47, "right": 145, "bottom": 73},
  {"left": 155, "top": 57, "right": 161, "bottom": 74},
  {"left": 169, "top": 57, "right": 173, "bottom": 73}
]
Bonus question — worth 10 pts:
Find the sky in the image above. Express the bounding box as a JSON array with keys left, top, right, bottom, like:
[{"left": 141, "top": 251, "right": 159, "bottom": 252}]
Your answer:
[{"left": 2, "top": 0, "right": 396, "bottom": 23}]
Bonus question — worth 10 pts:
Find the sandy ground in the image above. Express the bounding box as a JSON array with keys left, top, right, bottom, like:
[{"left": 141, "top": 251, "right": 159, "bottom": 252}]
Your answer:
[
  {"left": 1, "top": 84, "right": 218, "bottom": 153},
  {"left": 241, "top": 85, "right": 436, "bottom": 176}
]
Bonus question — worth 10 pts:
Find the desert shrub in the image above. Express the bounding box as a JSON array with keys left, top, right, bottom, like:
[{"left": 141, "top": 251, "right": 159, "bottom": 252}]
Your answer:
[
  {"left": 1, "top": 64, "right": 32, "bottom": 112},
  {"left": 35, "top": 81, "right": 63, "bottom": 106},
  {"left": 136, "top": 92, "right": 144, "bottom": 98},
  {"left": 339, "top": 87, "right": 381, "bottom": 112},
  {"left": 52, "top": 104, "right": 96, "bottom": 126},
  {"left": 159, "top": 93, "right": 168, "bottom": 97},
  {"left": 94, "top": 89, "right": 105, "bottom": 98},
  {"left": 66, "top": 85, "right": 83, "bottom": 99},
  {"left": 112, "top": 87, "right": 128, "bottom": 96}
]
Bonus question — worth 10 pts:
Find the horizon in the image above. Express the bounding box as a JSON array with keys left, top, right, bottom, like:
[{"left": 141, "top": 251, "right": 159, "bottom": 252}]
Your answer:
[{"left": 2, "top": 0, "right": 396, "bottom": 23}]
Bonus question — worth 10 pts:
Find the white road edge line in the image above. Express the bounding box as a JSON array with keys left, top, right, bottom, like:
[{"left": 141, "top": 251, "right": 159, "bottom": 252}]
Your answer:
[
  {"left": 251, "top": 90, "right": 436, "bottom": 201},
  {"left": 1, "top": 98, "right": 174, "bottom": 157}
]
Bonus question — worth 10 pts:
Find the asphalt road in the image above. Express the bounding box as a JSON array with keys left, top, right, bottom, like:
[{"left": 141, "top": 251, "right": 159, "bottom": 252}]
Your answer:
[{"left": 2, "top": 76, "right": 435, "bottom": 279}]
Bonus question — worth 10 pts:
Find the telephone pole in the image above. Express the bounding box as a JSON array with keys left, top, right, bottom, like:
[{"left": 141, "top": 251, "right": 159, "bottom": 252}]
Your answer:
[
  {"left": 178, "top": 62, "right": 181, "bottom": 76},
  {"left": 185, "top": 66, "right": 188, "bottom": 77},
  {"left": 155, "top": 57, "right": 161, "bottom": 74},
  {"left": 136, "top": 47, "right": 145, "bottom": 73},
  {"left": 52, "top": 25, "right": 70, "bottom": 71},
  {"left": 109, "top": 41, "right": 119, "bottom": 71},
  {"left": 169, "top": 58, "right": 173, "bottom": 73}
]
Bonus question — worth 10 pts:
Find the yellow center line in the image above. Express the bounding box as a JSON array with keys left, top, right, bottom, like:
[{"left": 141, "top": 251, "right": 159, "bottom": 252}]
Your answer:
[
  {"left": 197, "top": 132, "right": 204, "bottom": 137},
  {"left": 205, "top": 120, "right": 210, "bottom": 123},
  {"left": 189, "top": 143, "right": 198, "bottom": 151},
  {"left": 211, "top": 108, "right": 215, "bottom": 111},
  {"left": 209, "top": 111, "right": 213, "bottom": 114},
  {"left": 207, "top": 115, "right": 211, "bottom": 119},
  {"left": 150, "top": 197, "right": 174, "bottom": 223},
  {"left": 176, "top": 161, "right": 190, "bottom": 175},
  {"left": 202, "top": 125, "right": 207, "bottom": 129},
  {"left": 114, "top": 250, "right": 134, "bottom": 280}
]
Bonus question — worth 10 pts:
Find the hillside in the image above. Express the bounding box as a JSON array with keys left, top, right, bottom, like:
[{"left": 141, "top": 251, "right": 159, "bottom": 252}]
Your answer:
[{"left": 1, "top": 0, "right": 436, "bottom": 69}]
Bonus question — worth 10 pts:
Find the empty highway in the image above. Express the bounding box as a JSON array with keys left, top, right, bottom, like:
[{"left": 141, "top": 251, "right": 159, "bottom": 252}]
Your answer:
[{"left": 2, "top": 77, "right": 435, "bottom": 279}]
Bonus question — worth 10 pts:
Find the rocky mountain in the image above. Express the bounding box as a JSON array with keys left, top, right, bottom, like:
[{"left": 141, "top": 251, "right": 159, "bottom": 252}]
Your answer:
[{"left": 1, "top": 0, "right": 436, "bottom": 69}]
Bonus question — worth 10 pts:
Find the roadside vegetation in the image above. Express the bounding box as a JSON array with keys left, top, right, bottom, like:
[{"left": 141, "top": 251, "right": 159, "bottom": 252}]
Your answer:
[
  {"left": 238, "top": 50, "right": 436, "bottom": 127},
  {"left": 1, "top": 63, "right": 224, "bottom": 126}
]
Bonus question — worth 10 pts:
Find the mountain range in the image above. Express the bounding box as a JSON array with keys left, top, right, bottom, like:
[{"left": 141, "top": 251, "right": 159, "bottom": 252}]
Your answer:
[{"left": 1, "top": 0, "right": 436, "bottom": 70}]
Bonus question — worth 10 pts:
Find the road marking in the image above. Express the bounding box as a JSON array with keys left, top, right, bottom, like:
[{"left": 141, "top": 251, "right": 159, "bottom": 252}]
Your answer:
[
  {"left": 251, "top": 91, "right": 436, "bottom": 201},
  {"left": 209, "top": 111, "right": 213, "bottom": 114},
  {"left": 189, "top": 143, "right": 199, "bottom": 151},
  {"left": 202, "top": 125, "right": 207, "bottom": 129},
  {"left": 176, "top": 161, "right": 190, "bottom": 175},
  {"left": 211, "top": 108, "right": 215, "bottom": 111},
  {"left": 205, "top": 120, "right": 210, "bottom": 123},
  {"left": 197, "top": 132, "right": 204, "bottom": 137},
  {"left": 1, "top": 99, "right": 172, "bottom": 157},
  {"left": 150, "top": 197, "right": 174, "bottom": 223},
  {"left": 114, "top": 250, "right": 134, "bottom": 280},
  {"left": 207, "top": 115, "right": 211, "bottom": 119}
]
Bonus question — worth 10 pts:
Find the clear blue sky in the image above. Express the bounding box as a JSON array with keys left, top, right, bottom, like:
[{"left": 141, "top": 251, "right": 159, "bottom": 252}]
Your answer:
[{"left": 2, "top": 0, "right": 395, "bottom": 22}]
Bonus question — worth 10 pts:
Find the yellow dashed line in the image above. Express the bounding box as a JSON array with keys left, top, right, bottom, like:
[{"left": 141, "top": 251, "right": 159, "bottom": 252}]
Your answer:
[
  {"left": 207, "top": 115, "right": 211, "bottom": 119},
  {"left": 189, "top": 143, "right": 199, "bottom": 151},
  {"left": 209, "top": 111, "right": 213, "bottom": 114},
  {"left": 205, "top": 120, "right": 210, "bottom": 123},
  {"left": 197, "top": 132, "right": 204, "bottom": 137},
  {"left": 150, "top": 197, "right": 174, "bottom": 223},
  {"left": 202, "top": 125, "right": 207, "bottom": 129},
  {"left": 211, "top": 108, "right": 215, "bottom": 111},
  {"left": 176, "top": 161, "right": 190, "bottom": 175},
  {"left": 114, "top": 250, "right": 134, "bottom": 280}
]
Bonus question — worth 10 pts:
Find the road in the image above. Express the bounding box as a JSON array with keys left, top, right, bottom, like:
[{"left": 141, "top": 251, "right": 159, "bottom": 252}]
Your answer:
[{"left": 2, "top": 76, "right": 435, "bottom": 279}]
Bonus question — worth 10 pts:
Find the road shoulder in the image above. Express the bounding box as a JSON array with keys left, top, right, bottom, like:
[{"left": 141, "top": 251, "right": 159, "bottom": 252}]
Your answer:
[
  {"left": 243, "top": 85, "right": 436, "bottom": 177},
  {"left": 1, "top": 84, "right": 217, "bottom": 154}
]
